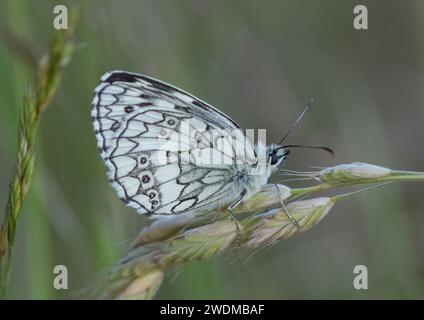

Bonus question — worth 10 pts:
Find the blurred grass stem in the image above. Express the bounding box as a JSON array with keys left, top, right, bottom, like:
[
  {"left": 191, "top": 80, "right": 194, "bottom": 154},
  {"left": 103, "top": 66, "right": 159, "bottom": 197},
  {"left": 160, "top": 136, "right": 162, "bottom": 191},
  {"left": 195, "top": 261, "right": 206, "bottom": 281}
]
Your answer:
[{"left": 0, "top": 20, "right": 75, "bottom": 298}]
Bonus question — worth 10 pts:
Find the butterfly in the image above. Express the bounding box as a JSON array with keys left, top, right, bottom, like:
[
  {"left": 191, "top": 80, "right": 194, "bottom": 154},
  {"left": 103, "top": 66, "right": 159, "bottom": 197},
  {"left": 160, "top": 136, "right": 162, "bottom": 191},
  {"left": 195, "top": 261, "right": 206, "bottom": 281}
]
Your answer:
[{"left": 92, "top": 71, "right": 327, "bottom": 218}]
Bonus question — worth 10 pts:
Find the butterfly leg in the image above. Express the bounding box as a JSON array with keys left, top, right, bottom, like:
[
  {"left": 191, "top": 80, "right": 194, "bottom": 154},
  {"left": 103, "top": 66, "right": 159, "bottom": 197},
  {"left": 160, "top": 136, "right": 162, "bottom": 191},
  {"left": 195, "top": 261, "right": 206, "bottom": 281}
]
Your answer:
[
  {"left": 203, "top": 189, "right": 246, "bottom": 231},
  {"left": 227, "top": 189, "right": 247, "bottom": 246},
  {"left": 228, "top": 189, "right": 246, "bottom": 211},
  {"left": 274, "top": 184, "right": 301, "bottom": 231}
]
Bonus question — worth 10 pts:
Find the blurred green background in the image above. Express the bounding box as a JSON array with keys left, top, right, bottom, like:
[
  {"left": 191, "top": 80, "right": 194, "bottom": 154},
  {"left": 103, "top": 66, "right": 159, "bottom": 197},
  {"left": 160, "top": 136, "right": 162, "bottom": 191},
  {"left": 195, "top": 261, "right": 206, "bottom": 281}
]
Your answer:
[{"left": 0, "top": 0, "right": 423, "bottom": 299}]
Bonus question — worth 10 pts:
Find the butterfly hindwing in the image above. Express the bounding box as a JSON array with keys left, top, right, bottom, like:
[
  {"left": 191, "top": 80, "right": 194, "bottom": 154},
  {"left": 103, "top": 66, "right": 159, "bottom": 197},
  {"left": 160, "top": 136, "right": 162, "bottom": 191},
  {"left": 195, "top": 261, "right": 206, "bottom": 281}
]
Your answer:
[{"left": 92, "top": 71, "right": 256, "bottom": 216}]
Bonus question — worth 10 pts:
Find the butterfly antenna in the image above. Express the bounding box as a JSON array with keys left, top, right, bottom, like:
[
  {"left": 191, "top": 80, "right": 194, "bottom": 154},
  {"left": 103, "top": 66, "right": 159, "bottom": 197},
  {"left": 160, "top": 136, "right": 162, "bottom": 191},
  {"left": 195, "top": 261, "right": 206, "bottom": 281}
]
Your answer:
[
  {"left": 278, "top": 98, "right": 314, "bottom": 145},
  {"left": 282, "top": 144, "right": 335, "bottom": 157}
]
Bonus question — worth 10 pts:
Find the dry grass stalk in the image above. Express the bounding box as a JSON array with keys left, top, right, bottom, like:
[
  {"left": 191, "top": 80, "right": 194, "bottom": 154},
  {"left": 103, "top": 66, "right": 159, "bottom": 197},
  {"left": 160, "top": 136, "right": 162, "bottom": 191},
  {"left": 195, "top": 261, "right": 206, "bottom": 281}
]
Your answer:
[{"left": 91, "top": 162, "right": 424, "bottom": 299}]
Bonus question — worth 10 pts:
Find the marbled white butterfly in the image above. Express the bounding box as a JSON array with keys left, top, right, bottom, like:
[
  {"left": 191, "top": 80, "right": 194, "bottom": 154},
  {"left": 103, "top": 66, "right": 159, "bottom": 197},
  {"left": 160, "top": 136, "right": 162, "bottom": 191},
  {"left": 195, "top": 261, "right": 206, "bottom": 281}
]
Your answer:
[{"left": 92, "top": 71, "right": 319, "bottom": 217}]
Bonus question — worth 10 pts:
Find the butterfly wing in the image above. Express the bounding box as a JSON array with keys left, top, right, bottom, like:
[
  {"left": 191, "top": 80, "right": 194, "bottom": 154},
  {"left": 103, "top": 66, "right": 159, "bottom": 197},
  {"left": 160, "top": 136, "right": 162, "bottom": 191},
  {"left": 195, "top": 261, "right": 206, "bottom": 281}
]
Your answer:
[{"left": 92, "top": 71, "right": 257, "bottom": 216}]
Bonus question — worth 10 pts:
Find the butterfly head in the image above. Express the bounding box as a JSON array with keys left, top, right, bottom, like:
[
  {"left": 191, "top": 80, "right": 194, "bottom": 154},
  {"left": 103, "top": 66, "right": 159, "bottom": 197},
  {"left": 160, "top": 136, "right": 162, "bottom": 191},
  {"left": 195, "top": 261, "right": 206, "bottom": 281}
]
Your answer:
[{"left": 267, "top": 144, "right": 290, "bottom": 168}]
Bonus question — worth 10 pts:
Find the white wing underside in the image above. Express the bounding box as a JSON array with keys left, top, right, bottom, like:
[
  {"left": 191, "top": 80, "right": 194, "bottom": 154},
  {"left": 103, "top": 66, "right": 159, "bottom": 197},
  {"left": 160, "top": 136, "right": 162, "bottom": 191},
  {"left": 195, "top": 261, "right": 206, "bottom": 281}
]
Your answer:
[{"left": 92, "top": 71, "right": 257, "bottom": 216}]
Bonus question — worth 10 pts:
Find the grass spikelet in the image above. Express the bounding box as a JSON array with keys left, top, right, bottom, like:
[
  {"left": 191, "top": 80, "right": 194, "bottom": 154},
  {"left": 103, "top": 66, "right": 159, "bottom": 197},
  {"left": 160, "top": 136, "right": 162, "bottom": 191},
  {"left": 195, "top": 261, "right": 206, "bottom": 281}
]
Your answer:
[
  {"left": 91, "top": 163, "right": 424, "bottom": 299},
  {"left": 0, "top": 14, "right": 76, "bottom": 298}
]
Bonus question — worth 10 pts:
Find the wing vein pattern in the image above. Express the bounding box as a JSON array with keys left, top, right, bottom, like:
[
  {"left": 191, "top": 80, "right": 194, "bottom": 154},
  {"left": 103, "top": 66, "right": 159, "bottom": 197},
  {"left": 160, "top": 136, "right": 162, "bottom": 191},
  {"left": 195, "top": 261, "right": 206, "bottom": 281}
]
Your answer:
[{"left": 92, "top": 71, "right": 257, "bottom": 216}]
